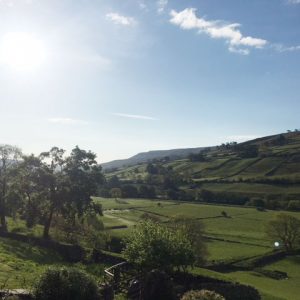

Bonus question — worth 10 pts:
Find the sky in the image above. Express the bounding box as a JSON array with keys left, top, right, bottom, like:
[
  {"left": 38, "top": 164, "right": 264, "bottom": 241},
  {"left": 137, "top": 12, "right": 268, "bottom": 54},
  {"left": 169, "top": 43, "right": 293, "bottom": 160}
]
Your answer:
[{"left": 0, "top": 0, "right": 299, "bottom": 163}]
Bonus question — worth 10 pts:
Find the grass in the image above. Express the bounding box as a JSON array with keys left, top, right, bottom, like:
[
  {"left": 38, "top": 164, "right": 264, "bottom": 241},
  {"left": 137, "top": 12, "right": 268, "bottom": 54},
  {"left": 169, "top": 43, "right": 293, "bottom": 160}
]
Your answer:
[
  {"left": 95, "top": 198, "right": 300, "bottom": 260},
  {"left": 0, "top": 237, "right": 106, "bottom": 289},
  {"left": 226, "top": 256, "right": 300, "bottom": 300},
  {"left": 2, "top": 197, "right": 300, "bottom": 299}
]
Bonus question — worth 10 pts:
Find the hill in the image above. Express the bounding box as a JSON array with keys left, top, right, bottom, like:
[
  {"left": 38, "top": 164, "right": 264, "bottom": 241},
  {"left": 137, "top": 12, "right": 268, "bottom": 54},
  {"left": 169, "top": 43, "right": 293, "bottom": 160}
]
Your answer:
[
  {"left": 101, "top": 146, "right": 212, "bottom": 170},
  {"left": 103, "top": 131, "right": 300, "bottom": 208}
]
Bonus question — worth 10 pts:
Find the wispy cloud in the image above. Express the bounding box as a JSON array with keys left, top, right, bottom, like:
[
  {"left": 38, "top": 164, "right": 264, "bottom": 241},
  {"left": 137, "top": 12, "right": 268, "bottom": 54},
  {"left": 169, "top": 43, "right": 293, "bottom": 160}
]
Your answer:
[
  {"left": 138, "top": 1, "right": 147, "bottom": 11},
  {"left": 287, "top": 0, "right": 300, "bottom": 4},
  {"left": 48, "top": 118, "right": 88, "bottom": 125},
  {"left": 106, "top": 13, "right": 136, "bottom": 26},
  {"left": 157, "top": 0, "right": 168, "bottom": 14},
  {"left": 273, "top": 43, "right": 300, "bottom": 52},
  {"left": 169, "top": 8, "right": 267, "bottom": 55},
  {"left": 112, "top": 113, "right": 158, "bottom": 121}
]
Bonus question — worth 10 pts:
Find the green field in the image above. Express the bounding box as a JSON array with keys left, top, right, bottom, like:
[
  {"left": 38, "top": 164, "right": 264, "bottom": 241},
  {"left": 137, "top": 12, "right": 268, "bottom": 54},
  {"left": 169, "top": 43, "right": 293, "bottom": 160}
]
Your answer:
[
  {"left": 227, "top": 256, "right": 300, "bottom": 300},
  {"left": 1, "top": 197, "right": 300, "bottom": 299},
  {"left": 0, "top": 237, "right": 106, "bottom": 289},
  {"left": 93, "top": 197, "right": 300, "bottom": 299}
]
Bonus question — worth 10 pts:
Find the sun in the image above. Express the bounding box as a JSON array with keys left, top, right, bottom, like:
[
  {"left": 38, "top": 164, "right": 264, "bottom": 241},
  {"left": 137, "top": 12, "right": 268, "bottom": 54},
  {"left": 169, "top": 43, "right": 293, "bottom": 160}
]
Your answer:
[{"left": 0, "top": 32, "right": 47, "bottom": 71}]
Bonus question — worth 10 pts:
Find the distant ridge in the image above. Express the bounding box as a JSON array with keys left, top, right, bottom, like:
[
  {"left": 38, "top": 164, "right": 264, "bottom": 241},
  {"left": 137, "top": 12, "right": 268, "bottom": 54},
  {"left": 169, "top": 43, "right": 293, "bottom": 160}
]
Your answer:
[{"left": 101, "top": 146, "right": 212, "bottom": 170}]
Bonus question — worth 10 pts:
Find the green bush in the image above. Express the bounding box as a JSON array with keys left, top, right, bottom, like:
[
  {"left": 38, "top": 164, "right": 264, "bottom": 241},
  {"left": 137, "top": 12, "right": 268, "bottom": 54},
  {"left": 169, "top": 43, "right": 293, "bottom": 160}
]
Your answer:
[
  {"left": 33, "top": 267, "right": 100, "bottom": 300},
  {"left": 143, "top": 270, "right": 175, "bottom": 300},
  {"left": 181, "top": 289, "right": 225, "bottom": 300}
]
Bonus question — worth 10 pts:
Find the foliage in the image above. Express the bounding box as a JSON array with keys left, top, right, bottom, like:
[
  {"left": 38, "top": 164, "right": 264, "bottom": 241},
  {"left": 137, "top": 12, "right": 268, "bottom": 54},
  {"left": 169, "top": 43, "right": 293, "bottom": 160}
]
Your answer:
[
  {"left": 0, "top": 145, "right": 22, "bottom": 232},
  {"left": 171, "top": 216, "right": 208, "bottom": 265},
  {"left": 14, "top": 146, "right": 104, "bottom": 239},
  {"left": 266, "top": 213, "right": 300, "bottom": 251},
  {"left": 123, "top": 221, "right": 195, "bottom": 272},
  {"left": 181, "top": 290, "right": 225, "bottom": 300},
  {"left": 33, "top": 267, "right": 100, "bottom": 300},
  {"left": 143, "top": 270, "right": 175, "bottom": 300}
]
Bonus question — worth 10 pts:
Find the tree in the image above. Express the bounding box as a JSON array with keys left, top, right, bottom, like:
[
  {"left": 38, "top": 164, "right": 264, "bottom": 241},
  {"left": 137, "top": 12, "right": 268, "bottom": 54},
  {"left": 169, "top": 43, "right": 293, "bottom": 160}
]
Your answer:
[
  {"left": 171, "top": 216, "right": 208, "bottom": 265},
  {"left": 266, "top": 213, "right": 300, "bottom": 251},
  {"left": 38, "top": 147, "right": 70, "bottom": 238},
  {"left": 123, "top": 221, "right": 195, "bottom": 272},
  {"left": 0, "top": 145, "right": 22, "bottom": 231},
  {"left": 122, "top": 185, "right": 138, "bottom": 198},
  {"left": 15, "top": 154, "right": 44, "bottom": 228}
]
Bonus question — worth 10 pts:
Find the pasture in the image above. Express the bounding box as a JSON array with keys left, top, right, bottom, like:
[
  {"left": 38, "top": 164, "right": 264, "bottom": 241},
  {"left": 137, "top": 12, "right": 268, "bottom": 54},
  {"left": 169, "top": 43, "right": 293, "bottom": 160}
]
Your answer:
[{"left": 95, "top": 197, "right": 300, "bottom": 299}]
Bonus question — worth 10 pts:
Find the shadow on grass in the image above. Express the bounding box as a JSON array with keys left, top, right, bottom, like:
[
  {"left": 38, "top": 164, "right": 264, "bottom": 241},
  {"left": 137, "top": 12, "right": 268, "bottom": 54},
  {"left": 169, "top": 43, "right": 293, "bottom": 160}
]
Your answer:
[{"left": 0, "top": 237, "right": 62, "bottom": 265}]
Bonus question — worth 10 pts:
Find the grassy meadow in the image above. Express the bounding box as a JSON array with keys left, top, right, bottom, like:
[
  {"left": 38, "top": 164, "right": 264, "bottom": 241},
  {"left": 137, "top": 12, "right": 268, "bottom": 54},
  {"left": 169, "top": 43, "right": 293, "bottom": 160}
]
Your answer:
[{"left": 94, "top": 197, "right": 300, "bottom": 300}]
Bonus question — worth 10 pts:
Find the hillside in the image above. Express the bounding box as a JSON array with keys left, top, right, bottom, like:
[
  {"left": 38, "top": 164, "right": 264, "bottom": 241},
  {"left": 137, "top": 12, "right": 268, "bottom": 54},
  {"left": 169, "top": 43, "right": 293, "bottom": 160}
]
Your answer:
[
  {"left": 104, "top": 131, "right": 300, "bottom": 206},
  {"left": 101, "top": 146, "right": 211, "bottom": 170}
]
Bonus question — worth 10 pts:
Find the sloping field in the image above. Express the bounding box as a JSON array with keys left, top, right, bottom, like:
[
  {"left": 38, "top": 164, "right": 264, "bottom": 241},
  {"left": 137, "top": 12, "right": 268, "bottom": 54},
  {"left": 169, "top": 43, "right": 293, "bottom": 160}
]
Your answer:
[{"left": 227, "top": 256, "right": 300, "bottom": 300}]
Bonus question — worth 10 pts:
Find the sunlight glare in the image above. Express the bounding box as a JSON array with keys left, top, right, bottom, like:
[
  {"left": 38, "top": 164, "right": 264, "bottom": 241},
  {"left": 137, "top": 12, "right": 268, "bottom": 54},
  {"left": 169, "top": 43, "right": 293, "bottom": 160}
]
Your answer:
[{"left": 0, "top": 32, "right": 47, "bottom": 71}]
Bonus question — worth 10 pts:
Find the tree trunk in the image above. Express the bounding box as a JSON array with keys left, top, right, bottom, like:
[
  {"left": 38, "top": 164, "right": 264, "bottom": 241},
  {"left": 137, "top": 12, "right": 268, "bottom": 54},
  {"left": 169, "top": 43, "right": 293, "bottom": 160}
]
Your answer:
[
  {"left": 43, "top": 207, "right": 54, "bottom": 239},
  {"left": 0, "top": 212, "right": 7, "bottom": 232}
]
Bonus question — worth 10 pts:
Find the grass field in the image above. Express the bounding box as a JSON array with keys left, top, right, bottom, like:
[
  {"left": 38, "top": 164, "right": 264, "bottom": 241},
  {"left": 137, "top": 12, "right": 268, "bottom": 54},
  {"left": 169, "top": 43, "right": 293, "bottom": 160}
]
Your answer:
[
  {"left": 1, "top": 197, "right": 300, "bottom": 299},
  {"left": 93, "top": 197, "right": 300, "bottom": 299},
  {"left": 226, "top": 256, "right": 300, "bottom": 300},
  {"left": 0, "top": 237, "right": 106, "bottom": 289},
  {"left": 96, "top": 197, "right": 300, "bottom": 260}
]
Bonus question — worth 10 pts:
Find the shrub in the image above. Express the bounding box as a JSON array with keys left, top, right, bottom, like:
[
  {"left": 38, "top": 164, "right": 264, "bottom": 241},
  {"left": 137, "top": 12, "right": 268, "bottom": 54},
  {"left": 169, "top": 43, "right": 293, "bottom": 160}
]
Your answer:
[
  {"left": 123, "top": 221, "right": 195, "bottom": 272},
  {"left": 33, "top": 267, "right": 100, "bottom": 300},
  {"left": 181, "top": 289, "right": 225, "bottom": 300},
  {"left": 143, "top": 270, "right": 175, "bottom": 300}
]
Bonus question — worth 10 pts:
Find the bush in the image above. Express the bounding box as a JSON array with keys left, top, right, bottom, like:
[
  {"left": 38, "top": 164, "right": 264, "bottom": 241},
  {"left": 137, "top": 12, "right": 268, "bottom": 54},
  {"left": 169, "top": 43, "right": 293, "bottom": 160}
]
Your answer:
[
  {"left": 33, "top": 267, "right": 100, "bottom": 300},
  {"left": 123, "top": 221, "right": 195, "bottom": 272},
  {"left": 181, "top": 289, "right": 225, "bottom": 300},
  {"left": 143, "top": 270, "right": 175, "bottom": 300}
]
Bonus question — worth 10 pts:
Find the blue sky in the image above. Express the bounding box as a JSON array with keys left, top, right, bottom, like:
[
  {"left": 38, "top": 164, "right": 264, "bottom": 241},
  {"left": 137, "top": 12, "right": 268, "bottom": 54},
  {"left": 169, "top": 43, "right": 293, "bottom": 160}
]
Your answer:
[{"left": 0, "top": 0, "right": 299, "bottom": 162}]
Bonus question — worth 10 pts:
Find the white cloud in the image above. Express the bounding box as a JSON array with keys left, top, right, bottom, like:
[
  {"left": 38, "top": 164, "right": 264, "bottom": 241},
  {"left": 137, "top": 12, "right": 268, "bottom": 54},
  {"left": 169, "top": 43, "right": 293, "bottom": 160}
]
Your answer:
[
  {"left": 112, "top": 113, "right": 158, "bottom": 121},
  {"left": 169, "top": 8, "right": 267, "bottom": 54},
  {"left": 48, "top": 118, "right": 88, "bottom": 125},
  {"left": 287, "top": 0, "right": 300, "bottom": 4},
  {"left": 157, "top": 0, "right": 168, "bottom": 14},
  {"left": 106, "top": 13, "right": 136, "bottom": 26},
  {"left": 138, "top": 1, "right": 147, "bottom": 11},
  {"left": 229, "top": 46, "right": 250, "bottom": 56}
]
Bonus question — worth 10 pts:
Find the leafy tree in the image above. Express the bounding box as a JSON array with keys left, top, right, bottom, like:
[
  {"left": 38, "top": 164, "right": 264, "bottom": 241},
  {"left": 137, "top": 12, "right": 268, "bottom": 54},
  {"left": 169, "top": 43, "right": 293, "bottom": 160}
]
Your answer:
[
  {"left": 266, "top": 213, "right": 300, "bottom": 251},
  {"left": 38, "top": 147, "right": 70, "bottom": 238},
  {"left": 64, "top": 146, "right": 104, "bottom": 220},
  {"left": 0, "top": 145, "right": 22, "bottom": 231},
  {"left": 15, "top": 154, "right": 45, "bottom": 228},
  {"left": 123, "top": 221, "right": 195, "bottom": 272}
]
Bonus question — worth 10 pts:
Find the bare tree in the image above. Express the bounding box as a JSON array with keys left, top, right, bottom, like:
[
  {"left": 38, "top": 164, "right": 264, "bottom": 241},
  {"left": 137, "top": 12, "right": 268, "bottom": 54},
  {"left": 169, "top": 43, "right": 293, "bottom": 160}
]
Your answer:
[{"left": 266, "top": 213, "right": 300, "bottom": 251}]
